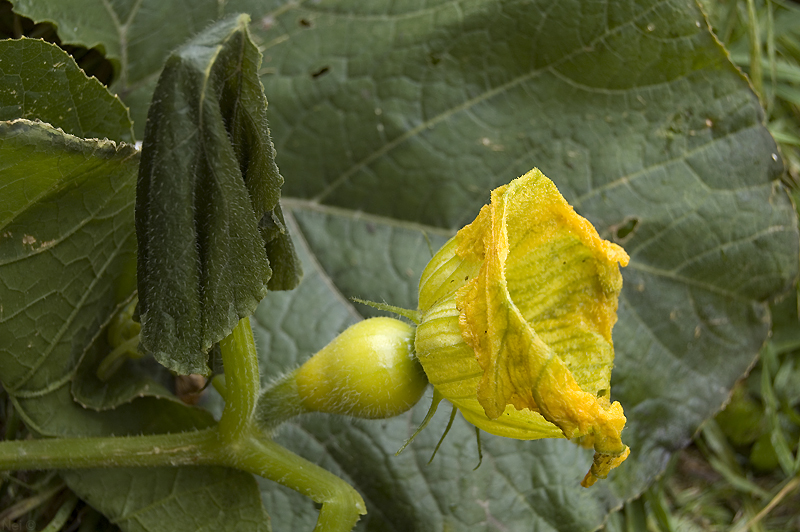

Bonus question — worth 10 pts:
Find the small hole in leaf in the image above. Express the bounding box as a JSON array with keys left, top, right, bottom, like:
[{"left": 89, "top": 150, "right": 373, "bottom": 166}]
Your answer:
[
  {"left": 615, "top": 218, "right": 639, "bottom": 240},
  {"left": 597, "top": 389, "right": 608, "bottom": 398},
  {"left": 311, "top": 66, "right": 330, "bottom": 78}
]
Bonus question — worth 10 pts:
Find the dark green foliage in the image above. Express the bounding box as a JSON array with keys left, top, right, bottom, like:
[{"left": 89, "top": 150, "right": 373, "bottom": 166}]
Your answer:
[
  {"left": 0, "top": 30, "right": 278, "bottom": 531},
  {"left": 135, "top": 14, "right": 300, "bottom": 375}
]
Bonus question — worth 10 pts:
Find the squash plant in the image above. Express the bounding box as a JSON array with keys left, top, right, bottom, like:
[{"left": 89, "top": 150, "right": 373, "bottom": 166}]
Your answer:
[{"left": 0, "top": 1, "right": 798, "bottom": 531}]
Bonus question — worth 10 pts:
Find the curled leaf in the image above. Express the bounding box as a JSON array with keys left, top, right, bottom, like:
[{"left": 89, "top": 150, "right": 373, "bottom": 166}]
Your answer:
[{"left": 136, "top": 15, "right": 300, "bottom": 375}]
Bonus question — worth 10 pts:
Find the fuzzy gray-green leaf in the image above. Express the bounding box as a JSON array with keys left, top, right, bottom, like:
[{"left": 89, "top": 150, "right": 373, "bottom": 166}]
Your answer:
[{"left": 135, "top": 14, "right": 300, "bottom": 376}]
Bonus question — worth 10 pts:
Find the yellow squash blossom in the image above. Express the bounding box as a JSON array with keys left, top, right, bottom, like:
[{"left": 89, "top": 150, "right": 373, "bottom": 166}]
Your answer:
[{"left": 415, "top": 168, "right": 630, "bottom": 487}]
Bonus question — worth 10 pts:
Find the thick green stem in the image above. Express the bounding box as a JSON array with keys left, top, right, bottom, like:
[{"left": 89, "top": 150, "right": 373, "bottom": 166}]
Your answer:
[
  {"left": 746, "top": 0, "right": 764, "bottom": 100},
  {"left": 217, "top": 320, "right": 366, "bottom": 531},
  {"left": 218, "top": 317, "right": 261, "bottom": 441},
  {"left": 0, "top": 428, "right": 222, "bottom": 470},
  {"left": 224, "top": 430, "right": 366, "bottom": 532},
  {"left": 0, "top": 426, "right": 366, "bottom": 530}
]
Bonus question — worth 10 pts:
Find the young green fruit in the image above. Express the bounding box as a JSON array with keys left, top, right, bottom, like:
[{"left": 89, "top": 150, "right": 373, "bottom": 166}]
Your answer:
[
  {"left": 255, "top": 317, "right": 428, "bottom": 430},
  {"left": 294, "top": 317, "right": 427, "bottom": 418}
]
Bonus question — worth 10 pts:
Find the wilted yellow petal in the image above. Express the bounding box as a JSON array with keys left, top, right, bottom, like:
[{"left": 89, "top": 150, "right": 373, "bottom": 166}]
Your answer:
[
  {"left": 415, "top": 168, "right": 630, "bottom": 484},
  {"left": 456, "top": 168, "right": 629, "bottom": 482},
  {"left": 581, "top": 439, "right": 630, "bottom": 487},
  {"left": 415, "top": 298, "right": 564, "bottom": 440}
]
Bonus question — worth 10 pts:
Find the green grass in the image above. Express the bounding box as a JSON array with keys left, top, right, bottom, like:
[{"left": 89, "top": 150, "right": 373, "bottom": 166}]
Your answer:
[{"left": 701, "top": 0, "right": 800, "bottom": 182}]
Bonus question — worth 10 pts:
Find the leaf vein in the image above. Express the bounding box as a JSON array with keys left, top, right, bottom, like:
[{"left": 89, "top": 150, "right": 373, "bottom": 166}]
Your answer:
[
  {"left": 5, "top": 214, "right": 134, "bottom": 393},
  {"left": 311, "top": 0, "right": 671, "bottom": 203}
]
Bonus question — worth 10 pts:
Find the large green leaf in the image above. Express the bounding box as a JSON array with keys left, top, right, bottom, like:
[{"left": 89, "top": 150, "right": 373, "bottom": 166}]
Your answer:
[
  {"left": 61, "top": 467, "right": 271, "bottom": 532},
  {"left": 8, "top": 1, "right": 800, "bottom": 530},
  {"left": 0, "top": 38, "right": 170, "bottom": 409},
  {"left": 0, "top": 119, "right": 138, "bottom": 394},
  {"left": 135, "top": 14, "right": 300, "bottom": 376},
  {"left": 0, "top": 38, "right": 133, "bottom": 142}
]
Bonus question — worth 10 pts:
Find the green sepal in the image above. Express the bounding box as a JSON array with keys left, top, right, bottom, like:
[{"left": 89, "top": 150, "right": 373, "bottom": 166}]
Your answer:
[{"left": 135, "top": 14, "right": 301, "bottom": 375}]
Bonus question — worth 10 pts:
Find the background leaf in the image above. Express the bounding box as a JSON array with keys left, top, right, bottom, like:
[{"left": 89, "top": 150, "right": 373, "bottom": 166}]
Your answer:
[
  {"left": 7, "top": 0, "right": 273, "bottom": 138},
  {"left": 61, "top": 467, "right": 271, "bottom": 532},
  {"left": 6, "top": 0, "right": 800, "bottom": 530},
  {"left": 0, "top": 37, "right": 133, "bottom": 142}
]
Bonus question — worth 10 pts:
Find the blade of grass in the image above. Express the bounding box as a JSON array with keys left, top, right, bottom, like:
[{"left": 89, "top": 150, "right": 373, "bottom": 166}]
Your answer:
[
  {"left": 39, "top": 492, "right": 78, "bottom": 532},
  {"left": 772, "top": 0, "right": 800, "bottom": 12},
  {"left": 760, "top": 344, "right": 797, "bottom": 476},
  {"left": 729, "top": 55, "right": 800, "bottom": 84},
  {"left": 624, "top": 497, "right": 649, "bottom": 532},
  {"left": 770, "top": 129, "right": 800, "bottom": 147},
  {"left": 700, "top": 420, "right": 772, "bottom": 500},
  {"left": 0, "top": 481, "right": 64, "bottom": 527},
  {"left": 743, "top": 498, "right": 767, "bottom": 532},
  {"left": 720, "top": 0, "right": 743, "bottom": 45},
  {"left": 779, "top": 34, "right": 800, "bottom": 62},
  {"left": 767, "top": 0, "right": 777, "bottom": 111},
  {"left": 646, "top": 484, "right": 676, "bottom": 532},
  {"left": 730, "top": 475, "right": 800, "bottom": 532},
  {"left": 706, "top": 456, "right": 772, "bottom": 500},
  {"left": 774, "top": 84, "right": 800, "bottom": 107},
  {"left": 746, "top": 0, "right": 765, "bottom": 100},
  {"left": 702, "top": 418, "right": 742, "bottom": 466}
]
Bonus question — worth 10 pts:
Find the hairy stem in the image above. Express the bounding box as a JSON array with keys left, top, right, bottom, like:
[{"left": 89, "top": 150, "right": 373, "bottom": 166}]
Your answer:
[
  {"left": 225, "top": 431, "right": 366, "bottom": 532},
  {"left": 0, "top": 428, "right": 222, "bottom": 470},
  {"left": 218, "top": 317, "right": 261, "bottom": 441}
]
